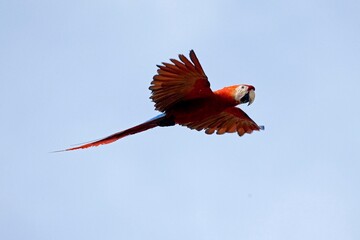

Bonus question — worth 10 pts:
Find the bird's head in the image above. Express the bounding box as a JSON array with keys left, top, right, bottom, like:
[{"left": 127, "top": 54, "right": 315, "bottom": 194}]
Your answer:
[{"left": 234, "top": 84, "right": 256, "bottom": 105}]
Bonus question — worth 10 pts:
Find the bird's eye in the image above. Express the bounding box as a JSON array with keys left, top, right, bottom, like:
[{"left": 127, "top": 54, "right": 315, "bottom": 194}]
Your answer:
[{"left": 241, "top": 86, "right": 245, "bottom": 89}]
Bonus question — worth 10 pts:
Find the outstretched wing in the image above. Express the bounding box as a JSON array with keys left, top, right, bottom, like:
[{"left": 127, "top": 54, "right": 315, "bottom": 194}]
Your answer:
[
  {"left": 149, "top": 50, "right": 213, "bottom": 112},
  {"left": 183, "top": 107, "right": 263, "bottom": 136}
]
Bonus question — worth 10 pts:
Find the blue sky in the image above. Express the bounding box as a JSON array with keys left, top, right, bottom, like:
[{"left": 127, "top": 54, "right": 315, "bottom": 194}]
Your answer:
[{"left": 1, "top": 0, "right": 360, "bottom": 239}]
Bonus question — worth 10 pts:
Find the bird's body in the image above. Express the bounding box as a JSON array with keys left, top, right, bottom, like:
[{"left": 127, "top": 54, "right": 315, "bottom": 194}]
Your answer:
[
  {"left": 166, "top": 87, "right": 240, "bottom": 124},
  {"left": 62, "top": 50, "right": 263, "bottom": 151}
]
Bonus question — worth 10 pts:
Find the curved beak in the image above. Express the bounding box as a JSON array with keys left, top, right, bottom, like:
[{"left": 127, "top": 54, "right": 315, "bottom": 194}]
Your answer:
[{"left": 248, "top": 89, "right": 255, "bottom": 106}]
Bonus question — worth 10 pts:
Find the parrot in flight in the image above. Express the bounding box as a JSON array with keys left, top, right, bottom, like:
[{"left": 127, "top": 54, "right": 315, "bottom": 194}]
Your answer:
[{"left": 61, "top": 50, "right": 263, "bottom": 151}]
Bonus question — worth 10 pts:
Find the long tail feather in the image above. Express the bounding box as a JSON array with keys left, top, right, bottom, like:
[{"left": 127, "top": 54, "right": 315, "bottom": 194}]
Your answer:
[{"left": 56, "top": 114, "right": 167, "bottom": 152}]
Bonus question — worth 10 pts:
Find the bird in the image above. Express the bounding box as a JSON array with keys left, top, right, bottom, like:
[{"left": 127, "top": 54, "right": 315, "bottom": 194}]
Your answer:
[{"left": 60, "top": 50, "right": 263, "bottom": 151}]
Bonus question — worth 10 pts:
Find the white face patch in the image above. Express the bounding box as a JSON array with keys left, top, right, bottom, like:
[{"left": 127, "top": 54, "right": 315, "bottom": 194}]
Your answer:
[{"left": 234, "top": 85, "right": 248, "bottom": 102}]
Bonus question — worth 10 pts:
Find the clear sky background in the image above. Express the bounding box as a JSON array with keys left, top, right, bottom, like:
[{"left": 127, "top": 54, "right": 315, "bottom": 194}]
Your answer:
[{"left": 1, "top": 0, "right": 360, "bottom": 239}]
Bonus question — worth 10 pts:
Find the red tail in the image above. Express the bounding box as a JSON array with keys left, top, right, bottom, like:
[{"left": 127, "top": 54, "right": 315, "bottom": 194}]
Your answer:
[{"left": 57, "top": 114, "right": 167, "bottom": 152}]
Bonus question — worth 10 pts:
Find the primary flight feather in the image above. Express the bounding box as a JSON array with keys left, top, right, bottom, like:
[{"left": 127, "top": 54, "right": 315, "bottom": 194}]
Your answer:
[{"left": 62, "top": 50, "right": 263, "bottom": 151}]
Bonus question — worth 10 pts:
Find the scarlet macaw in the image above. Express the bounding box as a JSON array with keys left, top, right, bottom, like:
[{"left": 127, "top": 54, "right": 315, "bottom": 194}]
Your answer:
[{"left": 63, "top": 50, "right": 263, "bottom": 151}]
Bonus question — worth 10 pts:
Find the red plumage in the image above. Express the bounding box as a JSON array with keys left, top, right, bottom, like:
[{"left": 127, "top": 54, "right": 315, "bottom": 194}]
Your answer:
[{"left": 60, "top": 50, "right": 263, "bottom": 151}]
